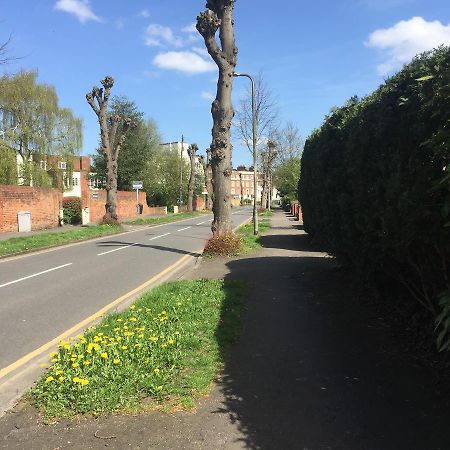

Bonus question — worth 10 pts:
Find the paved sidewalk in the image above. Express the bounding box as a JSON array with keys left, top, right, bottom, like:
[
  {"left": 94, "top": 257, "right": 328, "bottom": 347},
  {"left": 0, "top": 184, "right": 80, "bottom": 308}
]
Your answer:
[{"left": 1, "top": 209, "right": 449, "bottom": 449}]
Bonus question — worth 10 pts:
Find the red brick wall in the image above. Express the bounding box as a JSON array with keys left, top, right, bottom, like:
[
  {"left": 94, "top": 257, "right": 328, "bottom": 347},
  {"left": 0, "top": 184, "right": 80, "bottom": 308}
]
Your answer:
[
  {"left": 0, "top": 185, "right": 62, "bottom": 232},
  {"left": 87, "top": 190, "right": 166, "bottom": 223},
  {"left": 194, "top": 196, "right": 205, "bottom": 211}
]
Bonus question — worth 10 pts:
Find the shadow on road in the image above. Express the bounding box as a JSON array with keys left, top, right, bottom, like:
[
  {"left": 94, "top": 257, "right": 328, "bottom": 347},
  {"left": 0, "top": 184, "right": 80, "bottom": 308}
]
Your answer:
[{"left": 96, "top": 240, "right": 202, "bottom": 257}]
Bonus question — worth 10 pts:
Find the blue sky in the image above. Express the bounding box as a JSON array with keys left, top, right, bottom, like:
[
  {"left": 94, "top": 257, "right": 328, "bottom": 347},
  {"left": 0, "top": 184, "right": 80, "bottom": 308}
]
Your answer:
[{"left": 1, "top": 0, "right": 450, "bottom": 166}]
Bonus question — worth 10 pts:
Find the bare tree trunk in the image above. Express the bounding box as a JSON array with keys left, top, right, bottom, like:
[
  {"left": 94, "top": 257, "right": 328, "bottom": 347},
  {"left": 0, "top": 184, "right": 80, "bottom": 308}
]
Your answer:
[
  {"left": 187, "top": 143, "right": 198, "bottom": 211},
  {"left": 197, "top": 0, "right": 237, "bottom": 236},
  {"left": 86, "top": 76, "right": 132, "bottom": 223},
  {"left": 205, "top": 148, "right": 213, "bottom": 209}
]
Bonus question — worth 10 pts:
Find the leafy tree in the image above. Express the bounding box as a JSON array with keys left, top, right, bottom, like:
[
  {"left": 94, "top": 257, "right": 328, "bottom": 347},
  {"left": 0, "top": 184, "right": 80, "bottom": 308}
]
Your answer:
[
  {"left": 273, "top": 156, "right": 301, "bottom": 200},
  {"left": 0, "top": 71, "right": 82, "bottom": 162},
  {"left": 0, "top": 140, "right": 18, "bottom": 184},
  {"left": 197, "top": 0, "right": 237, "bottom": 236},
  {"left": 86, "top": 76, "right": 133, "bottom": 223},
  {"left": 142, "top": 146, "right": 189, "bottom": 208},
  {"left": 92, "top": 96, "right": 161, "bottom": 191}
]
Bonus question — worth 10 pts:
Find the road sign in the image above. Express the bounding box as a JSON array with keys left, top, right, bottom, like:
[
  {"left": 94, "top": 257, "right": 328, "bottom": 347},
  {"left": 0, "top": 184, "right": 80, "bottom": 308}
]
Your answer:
[{"left": 132, "top": 181, "right": 143, "bottom": 189}]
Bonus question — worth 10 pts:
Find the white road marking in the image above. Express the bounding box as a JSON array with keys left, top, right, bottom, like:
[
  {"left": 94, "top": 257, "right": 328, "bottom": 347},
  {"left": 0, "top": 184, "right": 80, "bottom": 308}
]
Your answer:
[
  {"left": 149, "top": 232, "right": 171, "bottom": 241},
  {"left": 0, "top": 263, "right": 73, "bottom": 288},
  {"left": 97, "top": 243, "right": 138, "bottom": 256},
  {"left": 196, "top": 220, "right": 209, "bottom": 226},
  {"left": 176, "top": 226, "right": 191, "bottom": 232}
]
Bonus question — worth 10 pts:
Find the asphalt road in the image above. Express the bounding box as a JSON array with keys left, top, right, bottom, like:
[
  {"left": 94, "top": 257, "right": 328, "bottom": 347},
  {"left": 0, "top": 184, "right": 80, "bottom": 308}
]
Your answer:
[{"left": 0, "top": 208, "right": 252, "bottom": 371}]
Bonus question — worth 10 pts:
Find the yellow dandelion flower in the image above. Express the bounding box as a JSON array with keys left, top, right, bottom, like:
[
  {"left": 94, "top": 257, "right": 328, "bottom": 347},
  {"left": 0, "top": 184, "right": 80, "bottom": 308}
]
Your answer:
[
  {"left": 49, "top": 351, "right": 56, "bottom": 357},
  {"left": 79, "top": 379, "right": 89, "bottom": 386},
  {"left": 51, "top": 358, "right": 57, "bottom": 363},
  {"left": 153, "top": 368, "right": 160, "bottom": 374},
  {"left": 168, "top": 339, "right": 175, "bottom": 345},
  {"left": 149, "top": 336, "right": 158, "bottom": 342},
  {"left": 175, "top": 331, "right": 180, "bottom": 336},
  {"left": 64, "top": 344, "right": 70, "bottom": 350},
  {"left": 72, "top": 362, "right": 79, "bottom": 368},
  {"left": 116, "top": 318, "right": 123, "bottom": 322},
  {"left": 72, "top": 377, "right": 80, "bottom": 383},
  {"left": 156, "top": 385, "right": 163, "bottom": 391},
  {"left": 83, "top": 361, "right": 91, "bottom": 365},
  {"left": 100, "top": 352, "right": 108, "bottom": 359},
  {"left": 176, "top": 302, "right": 182, "bottom": 306},
  {"left": 130, "top": 305, "right": 136, "bottom": 310},
  {"left": 130, "top": 317, "right": 137, "bottom": 322},
  {"left": 113, "top": 359, "right": 120, "bottom": 364},
  {"left": 45, "top": 376, "right": 54, "bottom": 383},
  {"left": 161, "top": 343, "right": 167, "bottom": 348},
  {"left": 78, "top": 354, "right": 84, "bottom": 359},
  {"left": 58, "top": 376, "right": 65, "bottom": 382},
  {"left": 121, "top": 345, "right": 128, "bottom": 350},
  {"left": 55, "top": 370, "right": 62, "bottom": 375}
]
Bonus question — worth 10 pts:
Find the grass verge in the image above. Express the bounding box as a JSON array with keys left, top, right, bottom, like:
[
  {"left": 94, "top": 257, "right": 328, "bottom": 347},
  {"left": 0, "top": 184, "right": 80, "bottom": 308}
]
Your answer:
[
  {"left": 236, "top": 209, "right": 273, "bottom": 254},
  {"left": 203, "top": 209, "right": 273, "bottom": 257},
  {"left": 0, "top": 224, "right": 122, "bottom": 258},
  {"left": 126, "top": 211, "right": 208, "bottom": 226},
  {"left": 32, "top": 279, "right": 247, "bottom": 420}
]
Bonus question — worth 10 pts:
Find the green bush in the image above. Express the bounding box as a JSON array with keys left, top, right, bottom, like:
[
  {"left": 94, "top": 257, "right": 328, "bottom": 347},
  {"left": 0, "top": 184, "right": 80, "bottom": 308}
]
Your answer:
[
  {"left": 299, "top": 47, "right": 450, "bottom": 351},
  {"left": 62, "top": 197, "right": 82, "bottom": 225}
]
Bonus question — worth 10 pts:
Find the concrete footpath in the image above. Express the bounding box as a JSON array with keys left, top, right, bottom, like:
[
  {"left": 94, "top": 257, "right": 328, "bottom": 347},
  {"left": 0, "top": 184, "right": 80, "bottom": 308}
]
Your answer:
[{"left": 1, "top": 209, "right": 449, "bottom": 449}]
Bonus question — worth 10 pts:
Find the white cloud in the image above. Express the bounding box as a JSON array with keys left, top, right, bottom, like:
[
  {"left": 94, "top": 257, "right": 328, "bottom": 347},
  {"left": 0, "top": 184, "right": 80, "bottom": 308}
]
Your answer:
[
  {"left": 144, "top": 24, "right": 183, "bottom": 48},
  {"left": 153, "top": 51, "right": 216, "bottom": 74},
  {"left": 201, "top": 91, "right": 215, "bottom": 101},
  {"left": 192, "top": 46, "right": 209, "bottom": 57},
  {"left": 365, "top": 17, "right": 450, "bottom": 75},
  {"left": 139, "top": 9, "right": 150, "bottom": 18},
  {"left": 54, "top": 0, "right": 101, "bottom": 23},
  {"left": 115, "top": 18, "right": 125, "bottom": 30},
  {"left": 182, "top": 23, "right": 197, "bottom": 34}
]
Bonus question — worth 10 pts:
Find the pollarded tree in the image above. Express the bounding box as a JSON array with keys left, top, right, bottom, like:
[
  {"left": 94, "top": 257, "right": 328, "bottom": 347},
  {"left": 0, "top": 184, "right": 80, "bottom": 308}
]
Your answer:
[
  {"left": 197, "top": 0, "right": 238, "bottom": 236},
  {"left": 187, "top": 143, "right": 198, "bottom": 211},
  {"left": 86, "top": 76, "right": 133, "bottom": 223}
]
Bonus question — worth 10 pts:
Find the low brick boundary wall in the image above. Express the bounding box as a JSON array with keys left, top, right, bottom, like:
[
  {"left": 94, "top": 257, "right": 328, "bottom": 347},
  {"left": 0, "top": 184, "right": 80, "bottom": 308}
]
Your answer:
[
  {"left": 0, "top": 185, "right": 62, "bottom": 232},
  {"left": 87, "top": 190, "right": 166, "bottom": 223}
]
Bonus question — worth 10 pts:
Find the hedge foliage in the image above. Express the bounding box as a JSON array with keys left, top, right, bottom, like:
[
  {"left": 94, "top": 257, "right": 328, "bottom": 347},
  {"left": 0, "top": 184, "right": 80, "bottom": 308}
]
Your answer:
[
  {"left": 299, "top": 47, "right": 450, "bottom": 350},
  {"left": 63, "top": 196, "right": 82, "bottom": 225}
]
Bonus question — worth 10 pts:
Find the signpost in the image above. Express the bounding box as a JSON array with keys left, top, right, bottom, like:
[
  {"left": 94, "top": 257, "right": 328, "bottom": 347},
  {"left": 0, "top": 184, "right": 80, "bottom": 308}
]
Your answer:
[{"left": 132, "top": 181, "right": 143, "bottom": 214}]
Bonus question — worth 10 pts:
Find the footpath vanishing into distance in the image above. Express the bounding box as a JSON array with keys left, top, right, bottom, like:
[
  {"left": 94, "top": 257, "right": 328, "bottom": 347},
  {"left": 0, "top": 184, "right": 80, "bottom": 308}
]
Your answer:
[{"left": 1, "top": 209, "right": 449, "bottom": 449}]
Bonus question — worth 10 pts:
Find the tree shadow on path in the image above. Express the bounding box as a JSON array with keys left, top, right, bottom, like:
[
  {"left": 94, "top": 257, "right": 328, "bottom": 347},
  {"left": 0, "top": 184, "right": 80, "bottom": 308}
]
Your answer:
[{"left": 216, "top": 238, "right": 450, "bottom": 449}]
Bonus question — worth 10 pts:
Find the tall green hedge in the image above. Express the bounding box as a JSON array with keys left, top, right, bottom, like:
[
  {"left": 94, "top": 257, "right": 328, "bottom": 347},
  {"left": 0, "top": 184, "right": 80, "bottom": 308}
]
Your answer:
[{"left": 299, "top": 47, "right": 450, "bottom": 350}]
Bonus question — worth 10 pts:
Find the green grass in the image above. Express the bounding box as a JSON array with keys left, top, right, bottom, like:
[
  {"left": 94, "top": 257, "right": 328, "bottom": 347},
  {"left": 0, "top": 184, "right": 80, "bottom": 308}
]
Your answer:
[
  {"left": 126, "top": 211, "right": 208, "bottom": 226},
  {"left": 0, "top": 224, "right": 122, "bottom": 258},
  {"left": 237, "top": 209, "right": 273, "bottom": 253},
  {"left": 32, "top": 279, "right": 247, "bottom": 420}
]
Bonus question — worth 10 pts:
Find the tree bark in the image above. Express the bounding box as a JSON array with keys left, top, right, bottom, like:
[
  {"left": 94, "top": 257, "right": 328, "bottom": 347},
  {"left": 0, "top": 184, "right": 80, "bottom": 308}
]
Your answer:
[
  {"left": 187, "top": 143, "right": 198, "bottom": 211},
  {"left": 86, "top": 77, "right": 132, "bottom": 223},
  {"left": 197, "top": 0, "right": 237, "bottom": 236},
  {"left": 205, "top": 148, "right": 213, "bottom": 209}
]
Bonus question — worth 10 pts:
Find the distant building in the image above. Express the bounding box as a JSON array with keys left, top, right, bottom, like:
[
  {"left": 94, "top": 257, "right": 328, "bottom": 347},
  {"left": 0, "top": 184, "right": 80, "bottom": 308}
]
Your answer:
[
  {"left": 160, "top": 140, "right": 204, "bottom": 173},
  {"left": 231, "top": 167, "right": 279, "bottom": 204}
]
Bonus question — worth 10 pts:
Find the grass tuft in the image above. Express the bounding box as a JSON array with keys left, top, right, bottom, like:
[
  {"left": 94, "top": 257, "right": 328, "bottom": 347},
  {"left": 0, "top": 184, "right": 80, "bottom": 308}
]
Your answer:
[{"left": 32, "top": 279, "right": 247, "bottom": 420}]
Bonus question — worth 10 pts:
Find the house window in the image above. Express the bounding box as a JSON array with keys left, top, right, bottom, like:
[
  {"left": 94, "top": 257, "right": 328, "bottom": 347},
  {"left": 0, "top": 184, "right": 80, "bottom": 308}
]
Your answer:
[
  {"left": 73, "top": 177, "right": 78, "bottom": 186},
  {"left": 39, "top": 160, "right": 47, "bottom": 170},
  {"left": 58, "top": 161, "right": 67, "bottom": 170}
]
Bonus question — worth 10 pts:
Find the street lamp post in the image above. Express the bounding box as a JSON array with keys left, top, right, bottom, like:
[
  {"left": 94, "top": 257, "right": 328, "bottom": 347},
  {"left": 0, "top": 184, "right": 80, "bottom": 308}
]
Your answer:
[{"left": 233, "top": 72, "right": 258, "bottom": 235}]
